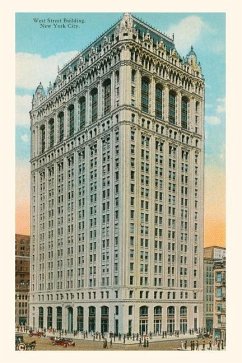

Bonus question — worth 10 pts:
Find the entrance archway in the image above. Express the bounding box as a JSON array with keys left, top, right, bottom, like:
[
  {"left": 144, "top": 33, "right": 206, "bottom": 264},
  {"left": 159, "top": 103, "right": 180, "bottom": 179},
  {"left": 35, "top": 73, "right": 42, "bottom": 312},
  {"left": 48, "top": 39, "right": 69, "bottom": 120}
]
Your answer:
[
  {"left": 101, "top": 306, "right": 109, "bottom": 334},
  {"left": 47, "top": 307, "right": 53, "bottom": 329},
  {"left": 139, "top": 306, "right": 148, "bottom": 335}
]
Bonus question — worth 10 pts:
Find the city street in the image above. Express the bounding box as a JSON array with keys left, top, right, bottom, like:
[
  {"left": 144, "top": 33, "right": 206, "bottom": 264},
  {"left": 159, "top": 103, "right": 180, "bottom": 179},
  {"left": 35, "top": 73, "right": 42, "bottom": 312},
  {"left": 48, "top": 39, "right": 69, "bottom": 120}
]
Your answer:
[{"left": 19, "top": 333, "right": 224, "bottom": 351}]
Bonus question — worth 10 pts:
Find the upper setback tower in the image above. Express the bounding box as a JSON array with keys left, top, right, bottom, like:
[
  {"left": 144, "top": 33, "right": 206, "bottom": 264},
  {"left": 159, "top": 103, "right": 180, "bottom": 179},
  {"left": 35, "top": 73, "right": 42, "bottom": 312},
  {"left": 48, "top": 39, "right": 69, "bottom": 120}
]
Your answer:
[{"left": 29, "top": 13, "right": 205, "bottom": 335}]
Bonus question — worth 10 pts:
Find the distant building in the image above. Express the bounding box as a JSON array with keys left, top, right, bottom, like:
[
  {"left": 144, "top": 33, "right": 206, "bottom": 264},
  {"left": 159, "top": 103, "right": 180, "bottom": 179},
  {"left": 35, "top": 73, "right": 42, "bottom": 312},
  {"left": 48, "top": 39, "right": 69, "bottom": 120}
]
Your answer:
[
  {"left": 15, "top": 234, "right": 30, "bottom": 326},
  {"left": 204, "top": 246, "right": 226, "bottom": 260},
  {"left": 203, "top": 246, "right": 226, "bottom": 332},
  {"left": 213, "top": 258, "right": 226, "bottom": 342}
]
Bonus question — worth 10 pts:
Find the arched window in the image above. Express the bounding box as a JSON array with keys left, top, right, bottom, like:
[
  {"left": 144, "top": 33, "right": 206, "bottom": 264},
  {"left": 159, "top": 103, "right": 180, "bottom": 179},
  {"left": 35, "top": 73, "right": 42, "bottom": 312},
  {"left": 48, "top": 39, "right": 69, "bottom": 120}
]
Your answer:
[
  {"left": 38, "top": 307, "right": 44, "bottom": 329},
  {"left": 154, "top": 306, "right": 162, "bottom": 334},
  {"left": 169, "top": 91, "right": 176, "bottom": 124},
  {"left": 155, "top": 84, "right": 163, "bottom": 120},
  {"left": 180, "top": 306, "right": 188, "bottom": 333},
  {"left": 49, "top": 118, "right": 54, "bottom": 148},
  {"left": 103, "top": 79, "right": 111, "bottom": 115},
  {"left": 167, "top": 306, "right": 175, "bottom": 334},
  {"left": 131, "top": 69, "right": 136, "bottom": 82},
  {"left": 91, "top": 88, "right": 98, "bottom": 123},
  {"left": 69, "top": 105, "right": 74, "bottom": 136},
  {"left": 101, "top": 306, "right": 109, "bottom": 334},
  {"left": 88, "top": 306, "right": 96, "bottom": 332},
  {"left": 77, "top": 306, "right": 84, "bottom": 332},
  {"left": 115, "top": 70, "right": 119, "bottom": 84},
  {"left": 40, "top": 125, "right": 45, "bottom": 153},
  {"left": 58, "top": 112, "right": 64, "bottom": 142},
  {"left": 47, "top": 306, "right": 53, "bottom": 329},
  {"left": 181, "top": 97, "right": 189, "bottom": 129},
  {"left": 56, "top": 306, "right": 62, "bottom": 330},
  {"left": 141, "top": 77, "right": 149, "bottom": 113},
  {"left": 67, "top": 306, "right": 73, "bottom": 333},
  {"left": 139, "top": 306, "right": 148, "bottom": 335},
  {"left": 79, "top": 97, "right": 86, "bottom": 128}
]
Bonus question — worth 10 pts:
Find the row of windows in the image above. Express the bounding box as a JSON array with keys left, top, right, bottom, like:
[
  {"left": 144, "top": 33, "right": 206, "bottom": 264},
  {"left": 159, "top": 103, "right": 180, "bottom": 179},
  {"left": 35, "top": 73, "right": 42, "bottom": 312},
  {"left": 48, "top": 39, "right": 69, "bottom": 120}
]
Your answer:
[
  {"left": 141, "top": 77, "right": 200, "bottom": 127},
  {"left": 39, "top": 80, "right": 112, "bottom": 153}
]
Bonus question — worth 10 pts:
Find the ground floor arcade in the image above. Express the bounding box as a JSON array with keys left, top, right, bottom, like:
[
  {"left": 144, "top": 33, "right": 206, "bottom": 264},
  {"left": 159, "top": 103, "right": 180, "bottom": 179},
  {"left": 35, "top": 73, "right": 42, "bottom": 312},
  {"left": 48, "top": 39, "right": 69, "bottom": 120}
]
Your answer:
[{"left": 29, "top": 302, "right": 203, "bottom": 335}]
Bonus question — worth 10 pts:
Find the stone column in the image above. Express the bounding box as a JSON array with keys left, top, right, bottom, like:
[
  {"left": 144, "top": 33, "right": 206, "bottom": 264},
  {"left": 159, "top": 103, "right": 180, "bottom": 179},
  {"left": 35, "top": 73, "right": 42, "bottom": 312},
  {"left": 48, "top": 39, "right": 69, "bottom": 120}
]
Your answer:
[
  {"left": 86, "top": 91, "right": 90, "bottom": 126},
  {"left": 136, "top": 70, "right": 142, "bottom": 110},
  {"left": 83, "top": 305, "right": 89, "bottom": 332},
  {"left": 133, "top": 303, "right": 140, "bottom": 334},
  {"left": 73, "top": 305, "right": 77, "bottom": 331},
  {"left": 53, "top": 112, "right": 58, "bottom": 146},
  {"left": 148, "top": 304, "right": 154, "bottom": 335},
  {"left": 189, "top": 96, "right": 195, "bottom": 132},
  {"left": 52, "top": 305, "right": 57, "bottom": 330},
  {"left": 175, "top": 305, "right": 180, "bottom": 332},
  {"left": 96, "top": 305, "right": 101, "bottom": 332},
  {"left": 62, "top": 305, "right": 67, "bottom": 331},
  {"left": 111, "top": 70, "right": 115, "bottom": 111},
  {"left": 162, "top": 305, "right": 167, "bottom": 334}
]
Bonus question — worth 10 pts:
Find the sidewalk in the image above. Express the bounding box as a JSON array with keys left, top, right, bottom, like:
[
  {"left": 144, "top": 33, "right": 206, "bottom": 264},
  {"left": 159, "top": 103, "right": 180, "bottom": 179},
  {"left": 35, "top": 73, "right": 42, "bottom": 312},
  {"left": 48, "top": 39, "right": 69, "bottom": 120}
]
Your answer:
[{"left": 43, "top": 331, "right": 208, "bottom": 345}]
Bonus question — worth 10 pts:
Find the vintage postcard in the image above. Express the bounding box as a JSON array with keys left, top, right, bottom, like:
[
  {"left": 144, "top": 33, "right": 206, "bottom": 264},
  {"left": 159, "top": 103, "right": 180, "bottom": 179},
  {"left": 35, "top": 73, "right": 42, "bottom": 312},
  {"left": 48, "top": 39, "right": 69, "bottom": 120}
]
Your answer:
[{"left": 1, "top": 1, "right": 242, "bottom": 363}]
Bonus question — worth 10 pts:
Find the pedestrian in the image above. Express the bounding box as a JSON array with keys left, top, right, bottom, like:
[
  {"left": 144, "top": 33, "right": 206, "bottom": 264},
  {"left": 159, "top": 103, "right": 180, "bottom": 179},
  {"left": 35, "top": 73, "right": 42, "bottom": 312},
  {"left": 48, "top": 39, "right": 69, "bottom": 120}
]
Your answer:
[
  {"left": 202, "top": 340, "right": 205, "bottom": 350},
  {"left": 123, "top": 334, "right": 126, "bottom": 344},
  {"left": 209, "top": 340, "right": 212, "bottom": 350},
  {"left": 196, "top": 340, "right": 199, "bottom": 350},
  {"left": 184, "top": 340, "right": 187, "bottom": 350},
  {"left": 103, "top": 339, "right": 107, "bottom": 349},
  {"left": 221, "top": 339, "right": 224, "bottom": 350},
  {"left": 143, "top": 338, "right": 146, "bottom": 347},
  {"left": 147, "top": 338, "right": 149, "bottom": 348},
  {"left": 110, "top": 338, "right": 112, "bottom": 348},
  {"left": 139, "top": 337, "right": 142, "bottom": 346},
  {"left": 218, "top": 340, "right": 221, "bottom": 350}
]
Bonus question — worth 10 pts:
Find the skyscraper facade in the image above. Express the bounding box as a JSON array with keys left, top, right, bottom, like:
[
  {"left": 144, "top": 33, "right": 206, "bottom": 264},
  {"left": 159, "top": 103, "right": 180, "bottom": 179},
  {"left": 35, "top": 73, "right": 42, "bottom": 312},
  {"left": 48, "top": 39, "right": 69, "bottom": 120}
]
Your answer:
[{"left": 29, "top": 13, "right": 205, "bottom": 335}]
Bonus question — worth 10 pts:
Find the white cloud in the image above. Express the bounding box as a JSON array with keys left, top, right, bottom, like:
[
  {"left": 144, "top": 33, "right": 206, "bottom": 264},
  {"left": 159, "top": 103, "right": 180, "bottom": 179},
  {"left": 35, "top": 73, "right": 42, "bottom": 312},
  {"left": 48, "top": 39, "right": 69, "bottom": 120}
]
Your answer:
[
  {"left": 16, "top": 51, "right": 78, "bottom": 90},
  {"left": 206, "top": 116, "right": 221, "bottom": 125},
  {"left": 166, "top": 16, "right": 206, "bottom": 55},
  {"left": 20, "top": 133, "right": 30, "bottom": 143},
  {"left": 206, "top": 97, "right": 225, "bottom": 126},
  {"left": 216, "top": 98, "right": 226, "bottom": 114},
  {"left": 211, "top": 41, "right": 225, "bottom": 54},
  {"left": 15, "top": 94, "right": 32, "bottom": 126}
]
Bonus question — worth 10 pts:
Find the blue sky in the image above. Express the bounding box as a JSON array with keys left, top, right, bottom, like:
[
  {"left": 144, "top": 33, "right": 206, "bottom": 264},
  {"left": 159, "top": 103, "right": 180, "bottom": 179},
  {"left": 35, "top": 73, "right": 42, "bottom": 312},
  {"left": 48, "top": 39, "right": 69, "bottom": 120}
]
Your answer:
[{"left": 15, "top": 12, "right": 226, "bottom": 244}]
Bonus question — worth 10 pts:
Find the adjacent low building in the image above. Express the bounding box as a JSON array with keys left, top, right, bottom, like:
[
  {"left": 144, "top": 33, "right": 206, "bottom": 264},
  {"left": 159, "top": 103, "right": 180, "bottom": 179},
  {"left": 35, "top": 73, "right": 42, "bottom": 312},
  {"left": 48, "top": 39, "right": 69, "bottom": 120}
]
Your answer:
[
  {"left": 15, "top": 234, "right": 30, "bottom": 327},
  {"left": 203, "top": 246, "right": 226, "bottom": 333},
  {"left": 213, "top": 258, "right": 226, "bottom": 342}
]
